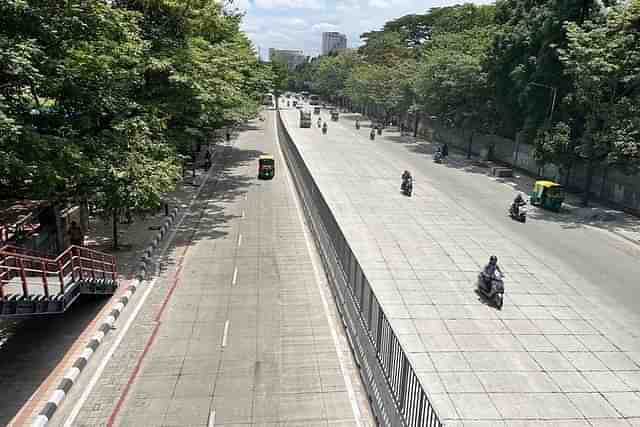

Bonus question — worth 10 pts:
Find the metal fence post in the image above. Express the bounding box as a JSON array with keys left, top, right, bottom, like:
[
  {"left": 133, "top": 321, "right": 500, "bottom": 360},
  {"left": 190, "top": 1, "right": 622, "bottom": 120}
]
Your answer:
[
  {"left": 41, "top": 260, "right": 50, "bottom": 299},
  {"left": 399, "top": 357, "right": 409, "bottom": 411},
  {"left": 57, "top": 259, "right": 65, "bottom": 294},
  {"left": 17, "top": 257, "right": 28, "bottom": 297}
]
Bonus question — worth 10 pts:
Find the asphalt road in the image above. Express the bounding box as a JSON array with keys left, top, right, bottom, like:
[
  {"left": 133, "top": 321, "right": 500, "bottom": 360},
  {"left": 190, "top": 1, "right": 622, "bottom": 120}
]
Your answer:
[
  {"left": 307, "top": 106, "right": 640, "bottom": 319},
  {"left": 48, "top": 110, "right": 373, "bottom": 427}
]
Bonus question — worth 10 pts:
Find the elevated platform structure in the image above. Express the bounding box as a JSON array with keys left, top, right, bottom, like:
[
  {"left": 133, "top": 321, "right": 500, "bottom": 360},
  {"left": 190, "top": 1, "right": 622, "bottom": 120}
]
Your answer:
[{"left": 0, "top": 245, "right": 117, "bottom": 318}]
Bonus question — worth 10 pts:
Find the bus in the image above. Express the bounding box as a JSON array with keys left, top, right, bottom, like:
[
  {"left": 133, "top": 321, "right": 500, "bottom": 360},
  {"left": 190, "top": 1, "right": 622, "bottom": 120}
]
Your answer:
[
  {"left": 299, "top": 110, "right": 311, "bottom": 128},
  {"left": 262, "top": 93, "right": 274, "bottom": 107},
  {"left": 309, "top": 95, "right": 321, "bottom": 106}
]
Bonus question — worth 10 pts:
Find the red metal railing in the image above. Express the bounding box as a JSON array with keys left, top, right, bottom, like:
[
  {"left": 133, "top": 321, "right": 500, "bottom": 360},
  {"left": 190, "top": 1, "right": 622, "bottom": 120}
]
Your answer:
[{"left": 0, "top": 245, "right": 117, "bottom": 299}]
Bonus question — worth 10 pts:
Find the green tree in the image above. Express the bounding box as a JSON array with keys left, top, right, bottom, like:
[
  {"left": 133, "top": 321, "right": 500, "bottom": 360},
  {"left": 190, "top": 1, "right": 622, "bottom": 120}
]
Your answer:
[
  {"left": 415, "top": 27, "right": 498, "bottom": 156},
  {"left": 559, "top": 1, "right": 640, "bottom": 204},
  {"left": 1, "top": 0, "right": 270, "bottom": 248},
  {"left": 491, "top": 0, "right": 603, "bottom": 138}
]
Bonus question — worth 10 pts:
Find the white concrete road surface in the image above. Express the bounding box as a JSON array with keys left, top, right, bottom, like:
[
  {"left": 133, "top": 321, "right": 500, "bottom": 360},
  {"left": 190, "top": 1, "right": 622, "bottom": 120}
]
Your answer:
[
  {"left": 48, "top": 111, "right": 374, "bottom": 427},
  {"left": 282, "top": 103, "right": 640, "bottom": 426}
]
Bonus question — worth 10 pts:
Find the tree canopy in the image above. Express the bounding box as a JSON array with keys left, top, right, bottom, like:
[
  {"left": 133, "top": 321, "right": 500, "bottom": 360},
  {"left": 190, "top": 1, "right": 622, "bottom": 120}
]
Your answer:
[
  {"left": 1, "top": 0, "right": 272, "bottom": 247},
  {"left": 291, "top": 0, "right": 640, "bottom": 204}
]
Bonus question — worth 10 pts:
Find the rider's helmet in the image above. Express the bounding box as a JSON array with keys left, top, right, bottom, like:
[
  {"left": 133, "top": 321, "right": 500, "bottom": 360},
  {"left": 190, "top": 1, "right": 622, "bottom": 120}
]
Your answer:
[{"left": 489, "top": 255, "right": 498, "bottom": 264}]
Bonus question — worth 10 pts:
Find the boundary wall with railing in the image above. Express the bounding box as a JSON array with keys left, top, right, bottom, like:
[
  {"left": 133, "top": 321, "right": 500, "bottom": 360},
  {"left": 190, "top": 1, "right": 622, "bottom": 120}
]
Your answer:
[{"left": 276, "top": 111, "right": 442, "bottom": 427}]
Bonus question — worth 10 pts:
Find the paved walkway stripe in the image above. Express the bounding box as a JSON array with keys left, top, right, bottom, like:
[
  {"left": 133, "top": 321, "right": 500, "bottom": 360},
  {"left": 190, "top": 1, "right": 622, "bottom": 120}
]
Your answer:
[
  {"left": 222, "top": 320, "right": 230, "bottom": 347},
  {"left": 231, "top": 267, "right": 238, "bottom": 286}
]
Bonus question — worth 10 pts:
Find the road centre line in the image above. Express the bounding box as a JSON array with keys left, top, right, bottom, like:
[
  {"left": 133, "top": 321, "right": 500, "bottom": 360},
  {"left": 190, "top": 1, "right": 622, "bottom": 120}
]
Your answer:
[
  {"left": 231, "top": 267, "right": 238, "bottom": 286},
  {"left": 221, "top": 321, "right": 230, "bottom": 348},
  {"left": 237, "top": 233, "right": 242, "bottom": 247},
  {"left": 207, "top": 410, "right": 216, "bottom": 427}
]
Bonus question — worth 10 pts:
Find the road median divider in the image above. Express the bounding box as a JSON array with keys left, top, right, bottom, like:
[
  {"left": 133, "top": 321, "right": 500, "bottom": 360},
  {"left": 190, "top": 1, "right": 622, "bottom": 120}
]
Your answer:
[{"left": 276, "top": 110, "right": 442, "bottom": 427}]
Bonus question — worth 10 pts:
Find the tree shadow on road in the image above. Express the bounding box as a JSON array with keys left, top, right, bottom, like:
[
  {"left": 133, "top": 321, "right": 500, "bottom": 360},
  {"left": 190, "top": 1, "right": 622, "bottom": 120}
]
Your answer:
[
  {"left": 156, "top": 144, "right": 266, "bottom": 269},
  {"left": 382, "top": 131, "right": 640, "bottom": 239}
]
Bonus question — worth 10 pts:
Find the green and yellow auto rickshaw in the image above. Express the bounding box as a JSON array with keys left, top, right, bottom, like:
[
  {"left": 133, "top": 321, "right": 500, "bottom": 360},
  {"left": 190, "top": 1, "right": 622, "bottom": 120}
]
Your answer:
[
  {"left": 530, "top": 180, "right": 565, "bottom": 211},
  {"left": 330, "top": 110, "right": 339, "bottom": 121},
  {"left": 258, "top": 155, "right": 275, "bottom": 179}
]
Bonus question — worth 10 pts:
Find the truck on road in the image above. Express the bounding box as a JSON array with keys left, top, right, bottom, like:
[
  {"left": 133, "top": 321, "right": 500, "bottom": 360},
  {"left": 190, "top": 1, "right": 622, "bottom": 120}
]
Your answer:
[{"left": 299, "top": 110, "right": 311, "bottom": 128}]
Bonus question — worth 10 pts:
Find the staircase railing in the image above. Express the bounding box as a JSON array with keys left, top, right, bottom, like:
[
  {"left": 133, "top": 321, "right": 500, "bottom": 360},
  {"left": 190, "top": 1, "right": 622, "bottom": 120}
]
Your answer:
[{"left": 0, "top": 245, "right": 117, "bottom": 316}]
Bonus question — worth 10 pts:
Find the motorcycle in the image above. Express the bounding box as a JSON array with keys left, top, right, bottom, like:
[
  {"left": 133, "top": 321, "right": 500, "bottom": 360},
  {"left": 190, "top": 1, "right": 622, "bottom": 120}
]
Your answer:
[
  {"left": 370, "top": 130, "right": 375, "bottom": 140},
  {"left": 322, "top": 124, "right": 328, "bottom": 135},
  {"left": 434, "top": 150, "right": 443, "bottom": 164},
  {"left": 477, "top": 270, "right": 505, "bottom": 309},
  {"left": 401, "top": 178, "right": 413, "bottom": 197},
  {"left": 509, "top": 202, "right": 527, "bottom": 223},
  {"left": 317, "top": 120, "right": 322, "bottom": 128},
  {"left": 356, "top": 121, "right": 360, "bottom": 130},
  {"left": 377, "top": 126, "right": 382, "bottom": 135}
]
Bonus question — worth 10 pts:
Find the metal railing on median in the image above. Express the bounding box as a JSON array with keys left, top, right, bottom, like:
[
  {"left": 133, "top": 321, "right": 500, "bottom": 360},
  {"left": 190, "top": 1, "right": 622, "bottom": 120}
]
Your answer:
[{"left": 276, "top": 111, "right": 442, "bottom": 427}]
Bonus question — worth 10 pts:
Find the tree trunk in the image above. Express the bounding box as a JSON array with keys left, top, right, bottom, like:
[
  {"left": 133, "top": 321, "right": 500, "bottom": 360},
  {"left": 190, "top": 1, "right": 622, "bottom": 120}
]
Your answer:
[
  {"left": 467, "top": 130, "right": 474, "bottom": 159},
  {"left": 600, "top": 165, "right": 609, "bottom": 199},
  {"left": 112, "top": 210, "right": 119, "bottom": 250},
  {"left": 413, "top": 114, "right": 419, "bottom": 137},
  {"left": 564, "top": 162, "right": 573, "bottom": 188},
  {"left": 582, "top": 158, "right": 595, "bottom": 206},
  {"left": 79, "top": 199, "right": 90, "bottom": 234}
]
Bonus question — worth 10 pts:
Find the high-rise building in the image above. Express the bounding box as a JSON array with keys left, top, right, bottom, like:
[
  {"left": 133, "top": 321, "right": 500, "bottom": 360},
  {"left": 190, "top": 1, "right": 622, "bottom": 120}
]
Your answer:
[
  {"left": 269, "top": 48, "right": 306, "bottom": 70},
  {"left": 321, "top": 32, "right": 347, "bottom": 55}
]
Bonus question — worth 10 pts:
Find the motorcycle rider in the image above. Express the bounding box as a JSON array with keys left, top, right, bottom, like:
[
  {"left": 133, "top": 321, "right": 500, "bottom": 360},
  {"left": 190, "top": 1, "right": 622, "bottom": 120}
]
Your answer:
[
  {"left": 481, "top": 256, "right": 502, "bottom": 293},
  {"left": 322, "top": 122, "right": 328, "bottom": 134},
  {"left": 401, "top": 170, "right": 412, "bottom": 191},
  {"left": 511, "top": 193, "right": 526, "bottom": 216},
  {"left": 434, "top": 147, "right": 443, "bottom": 162},
  {"left": 370, "top": 129, "right": 375, "bottom": 140},
  {"left": 355, "top": 119, "right": 360, "bottom": 130},
  {"left": 317, "top": 117, "right": 322, "bottom": 128}
]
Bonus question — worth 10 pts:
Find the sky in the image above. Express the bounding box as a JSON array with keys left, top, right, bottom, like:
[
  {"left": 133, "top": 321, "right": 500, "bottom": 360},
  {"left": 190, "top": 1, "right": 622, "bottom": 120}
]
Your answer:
[{"left": 233, "top": 0, "right": 493, "bottom": 60}]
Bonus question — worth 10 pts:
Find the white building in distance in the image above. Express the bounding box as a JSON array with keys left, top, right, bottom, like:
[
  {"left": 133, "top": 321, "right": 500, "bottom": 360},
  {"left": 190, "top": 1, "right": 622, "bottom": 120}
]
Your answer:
[
  {"left": 321, "top": 32, "right": 347, "bottom": 55},
  {"left": 269, "top": 48, "right": 306, "bottom": 70}
]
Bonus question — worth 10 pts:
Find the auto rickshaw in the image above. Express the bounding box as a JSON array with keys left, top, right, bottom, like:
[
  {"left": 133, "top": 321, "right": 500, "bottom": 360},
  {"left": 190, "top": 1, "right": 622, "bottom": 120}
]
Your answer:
[
  {"left": 330, "top": 111, "right": 339, "bottom": 121},
  {"left": 313, "top": 107, "right": 321, "bottom": 115},
  {"left": 258, "top": 155, "right": 275, "bottom": 179},
  {"left": 530, "top": 180, "right": 565, "bottom": 211}
]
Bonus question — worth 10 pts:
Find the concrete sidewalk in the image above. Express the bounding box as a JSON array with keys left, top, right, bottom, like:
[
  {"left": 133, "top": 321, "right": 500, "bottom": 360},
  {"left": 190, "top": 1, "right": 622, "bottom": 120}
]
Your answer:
[{"left": 282, "top": 108, "right": 640, "bottom": 426}]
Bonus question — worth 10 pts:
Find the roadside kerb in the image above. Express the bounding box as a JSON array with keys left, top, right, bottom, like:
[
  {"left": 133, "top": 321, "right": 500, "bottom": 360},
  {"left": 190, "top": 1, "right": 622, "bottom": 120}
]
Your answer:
[{"left": 30, "top": 149, "right": 219, "bottom": 427}]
